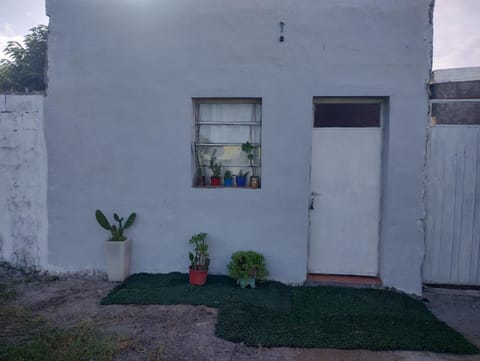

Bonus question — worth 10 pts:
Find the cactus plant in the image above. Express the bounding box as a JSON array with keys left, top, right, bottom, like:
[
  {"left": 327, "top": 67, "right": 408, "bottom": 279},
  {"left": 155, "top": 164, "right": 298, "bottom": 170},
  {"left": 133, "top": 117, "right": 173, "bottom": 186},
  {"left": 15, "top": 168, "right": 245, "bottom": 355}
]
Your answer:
[{"left": 95, "top": 210, "right": 136, "bottom": 241}]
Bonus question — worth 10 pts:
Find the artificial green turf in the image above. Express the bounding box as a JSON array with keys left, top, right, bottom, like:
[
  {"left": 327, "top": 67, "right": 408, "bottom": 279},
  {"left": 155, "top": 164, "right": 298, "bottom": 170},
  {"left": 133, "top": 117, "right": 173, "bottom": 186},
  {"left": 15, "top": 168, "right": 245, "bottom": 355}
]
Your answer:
[
  {"left": 101, "top": 273, "right": 479, "bottom": 354},
  {"left": 101, "top": 272, "right": 291, "bottom": 311}
]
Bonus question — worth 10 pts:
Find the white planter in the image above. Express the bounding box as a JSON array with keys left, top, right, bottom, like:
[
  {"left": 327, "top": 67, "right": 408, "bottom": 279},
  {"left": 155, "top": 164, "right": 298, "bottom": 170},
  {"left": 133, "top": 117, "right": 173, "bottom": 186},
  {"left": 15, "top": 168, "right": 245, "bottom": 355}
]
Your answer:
[{"left": 105, "top": 239, "right": 131, "bottom": 282}]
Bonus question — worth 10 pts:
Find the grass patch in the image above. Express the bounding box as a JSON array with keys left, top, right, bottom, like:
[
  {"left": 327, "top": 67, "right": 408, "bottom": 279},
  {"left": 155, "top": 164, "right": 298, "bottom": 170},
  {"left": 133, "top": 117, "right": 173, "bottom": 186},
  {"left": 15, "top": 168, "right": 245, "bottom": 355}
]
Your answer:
[
  {"left": 0, "top": 283, "right": 120, "bottom": 361},
  {"left": 101, "top": 273, "right": 479, "bottom": 354},
  {"left": 0, "top": 322, "right": 118, "bottom": 361},
  {"left": 0, "top": 305, "right": 44, "bottom": 342}
]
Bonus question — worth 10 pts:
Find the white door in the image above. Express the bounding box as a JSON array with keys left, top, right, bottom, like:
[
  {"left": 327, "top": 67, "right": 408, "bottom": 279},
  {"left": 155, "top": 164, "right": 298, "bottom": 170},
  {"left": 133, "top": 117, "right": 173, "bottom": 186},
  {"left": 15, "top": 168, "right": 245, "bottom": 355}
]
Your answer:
[{"left": 308, "top": 99, "right": 383, "bottom": 276}]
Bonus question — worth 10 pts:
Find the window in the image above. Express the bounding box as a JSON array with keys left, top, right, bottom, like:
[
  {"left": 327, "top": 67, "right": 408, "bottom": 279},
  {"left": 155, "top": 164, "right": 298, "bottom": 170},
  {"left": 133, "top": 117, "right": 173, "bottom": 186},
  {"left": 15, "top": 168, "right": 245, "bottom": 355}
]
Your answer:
[
  {"left": 193, "top": 99, "right": 262, "bottom": 188},
  {"left": 314, "top": 100, "right": 381, "bottom": 128}
]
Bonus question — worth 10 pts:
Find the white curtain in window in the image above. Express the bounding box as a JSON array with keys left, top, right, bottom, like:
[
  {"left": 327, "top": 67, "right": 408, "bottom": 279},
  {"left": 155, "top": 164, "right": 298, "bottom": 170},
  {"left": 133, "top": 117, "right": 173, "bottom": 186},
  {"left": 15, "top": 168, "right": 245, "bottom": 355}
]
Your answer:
[
  {"left": 199, "top": 103, "right": 260, "bottom": 123},
  {"left": 199, "top": 125, "right": 261, "bottom": 144},
  {"left": 198, "top": 103, "right": 261, "bottom": 144},
  {"left": 195, "top": 102, "right": 262, "bottom": 181}
]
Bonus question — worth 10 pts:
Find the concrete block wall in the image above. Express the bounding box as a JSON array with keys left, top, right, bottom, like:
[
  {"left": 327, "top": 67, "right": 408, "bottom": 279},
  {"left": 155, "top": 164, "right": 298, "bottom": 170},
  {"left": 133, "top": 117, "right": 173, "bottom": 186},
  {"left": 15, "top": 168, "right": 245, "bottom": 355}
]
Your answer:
[{"left": 0, "top": 94, "right": 47, "bottom": 268}]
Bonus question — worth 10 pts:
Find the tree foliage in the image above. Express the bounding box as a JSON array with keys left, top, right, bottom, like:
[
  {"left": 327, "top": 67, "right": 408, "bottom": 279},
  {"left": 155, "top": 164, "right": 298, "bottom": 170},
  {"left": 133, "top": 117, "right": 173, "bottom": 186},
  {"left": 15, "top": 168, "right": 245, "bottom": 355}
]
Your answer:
[{"left": 0, "top": 25, "right": 48, "bottom": 92}]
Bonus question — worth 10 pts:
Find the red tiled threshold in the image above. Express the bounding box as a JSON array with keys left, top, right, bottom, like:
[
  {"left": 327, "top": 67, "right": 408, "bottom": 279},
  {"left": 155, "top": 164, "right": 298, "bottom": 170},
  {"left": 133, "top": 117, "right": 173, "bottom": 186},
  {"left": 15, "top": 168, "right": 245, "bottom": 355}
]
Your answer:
[{"left": 306, "top": 274, "right": 383, "bottom": 288}]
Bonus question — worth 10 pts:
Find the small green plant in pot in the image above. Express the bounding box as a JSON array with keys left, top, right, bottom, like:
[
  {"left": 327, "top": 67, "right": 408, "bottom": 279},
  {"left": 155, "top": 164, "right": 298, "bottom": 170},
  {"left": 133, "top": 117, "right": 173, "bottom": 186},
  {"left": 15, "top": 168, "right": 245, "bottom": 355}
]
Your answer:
[
  {"left": 95, "top": 210, "right": 136, "bottom": 282},
  {"left": 195, "top": 145, "right": 205, "bottom": 186},
  {"left": 227, "top": 250, "right": 269, "bottom": 288},
  {"left": 224, "top": 170, "right": 233, "bottom": 187},
  {"left": 188, "top": 232, "right": 210, "bottom": 286},
  {"left": 242, "top": 141, "right": 260, "bottom": 188},
  {"left": 235, "top": 170, "right": 249, "bottom": 187},
  {"left": 209, "top": 150, "right": 222, "bottom": 186}
]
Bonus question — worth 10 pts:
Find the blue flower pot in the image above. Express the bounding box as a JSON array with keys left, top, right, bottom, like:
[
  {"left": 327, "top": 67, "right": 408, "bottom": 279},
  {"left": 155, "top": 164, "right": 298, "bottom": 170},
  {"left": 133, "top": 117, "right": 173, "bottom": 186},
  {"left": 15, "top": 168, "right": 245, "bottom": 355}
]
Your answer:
[
  {"left": 236, "top": 176, "right": 247, "bottom": 187},
  {"left": 224, "top": 177, "right": 233, "bottom": 187}
]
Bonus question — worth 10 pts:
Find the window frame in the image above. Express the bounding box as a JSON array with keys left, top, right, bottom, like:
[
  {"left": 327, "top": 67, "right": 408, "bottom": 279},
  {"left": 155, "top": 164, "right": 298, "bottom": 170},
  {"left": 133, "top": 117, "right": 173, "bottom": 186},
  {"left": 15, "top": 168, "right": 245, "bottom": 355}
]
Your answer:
[
  {"left": 313, "top": 97, "right": 384, "bottom": 129},
  {"left": 192, "top": 98, "right": 262, "bottom": 188}
]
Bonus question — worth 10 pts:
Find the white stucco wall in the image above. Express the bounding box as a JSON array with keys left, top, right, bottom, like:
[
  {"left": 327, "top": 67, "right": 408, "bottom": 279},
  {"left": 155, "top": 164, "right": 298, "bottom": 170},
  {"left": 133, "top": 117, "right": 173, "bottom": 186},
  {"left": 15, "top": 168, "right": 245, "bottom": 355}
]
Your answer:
[
  {"left": 45, "top": 0, "right": 433, "bottom": 294},
  {"left": 0, "top": 94, "right": 48, "bottom": 268}
]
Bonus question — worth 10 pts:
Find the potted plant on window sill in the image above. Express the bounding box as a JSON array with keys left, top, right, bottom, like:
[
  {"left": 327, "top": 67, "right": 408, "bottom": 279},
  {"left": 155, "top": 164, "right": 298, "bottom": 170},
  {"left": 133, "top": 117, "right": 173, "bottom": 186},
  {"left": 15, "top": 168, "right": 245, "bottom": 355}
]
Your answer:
[
  {"left": 188, "top": 232, "right": 210, "bottom": 286},
  {"left": 242, "top": 142, "right": 260, "bottom": 188},
  {"left": 196, "top": 168, "right": 206, "bottom": 187},
  {"left": 95, "top": 210, "right": 136, "bottom": 282},
  {"left": 224, "top": 170, "right": 233, "bottom": 187},
  {"left": 235, "top": 170, "right": 249, "bottom": 187},
  {"left": 194, "top": 144, "right": 205, "bottom": 186},
  {"left": 209, "top": 150, "right": 222, "bottom": 186},
  {"left": 242, "top": 141, "right": 260, "bottom": 188}
]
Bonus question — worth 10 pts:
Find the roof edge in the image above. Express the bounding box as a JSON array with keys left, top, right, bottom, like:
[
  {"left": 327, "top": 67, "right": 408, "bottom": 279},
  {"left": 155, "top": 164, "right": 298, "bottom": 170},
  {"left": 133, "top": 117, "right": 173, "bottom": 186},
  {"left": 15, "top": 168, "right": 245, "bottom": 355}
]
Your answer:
[{"left": 432, "top": 67, "right": 480, "bottom": 83}]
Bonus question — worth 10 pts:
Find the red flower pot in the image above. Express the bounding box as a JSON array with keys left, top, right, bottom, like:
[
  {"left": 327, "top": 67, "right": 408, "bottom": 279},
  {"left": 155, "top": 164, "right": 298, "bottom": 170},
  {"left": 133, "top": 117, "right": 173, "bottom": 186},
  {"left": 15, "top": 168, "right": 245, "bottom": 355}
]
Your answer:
[
  {"left": 210, "top": 176, "right": 221, "bottom": 186},
  {"left": 189, "top": 267, "right": 208, "bottom": 286}
]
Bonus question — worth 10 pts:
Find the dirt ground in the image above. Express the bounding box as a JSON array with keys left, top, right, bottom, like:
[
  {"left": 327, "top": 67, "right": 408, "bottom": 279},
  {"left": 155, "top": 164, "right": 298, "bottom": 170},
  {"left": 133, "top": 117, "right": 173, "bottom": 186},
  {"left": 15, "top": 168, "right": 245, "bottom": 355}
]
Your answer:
[{"left": 1, "top": 267, "right": 480, "bottom": 361}]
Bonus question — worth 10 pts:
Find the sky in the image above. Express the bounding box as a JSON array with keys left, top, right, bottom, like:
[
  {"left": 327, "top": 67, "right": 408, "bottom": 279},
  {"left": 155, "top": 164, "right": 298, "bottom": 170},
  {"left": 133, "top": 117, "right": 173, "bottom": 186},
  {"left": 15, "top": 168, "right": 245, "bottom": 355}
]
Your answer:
[{"left": 0, "top": 0, "right": 479, "bottom": 70}]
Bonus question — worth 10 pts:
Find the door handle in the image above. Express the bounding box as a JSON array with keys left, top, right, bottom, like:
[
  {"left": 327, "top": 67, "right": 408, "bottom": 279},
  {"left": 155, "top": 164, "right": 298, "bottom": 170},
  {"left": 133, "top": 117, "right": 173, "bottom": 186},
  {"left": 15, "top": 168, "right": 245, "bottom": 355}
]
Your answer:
[{"left": 310, "top": 198, "right": 315, "bottom": 210}]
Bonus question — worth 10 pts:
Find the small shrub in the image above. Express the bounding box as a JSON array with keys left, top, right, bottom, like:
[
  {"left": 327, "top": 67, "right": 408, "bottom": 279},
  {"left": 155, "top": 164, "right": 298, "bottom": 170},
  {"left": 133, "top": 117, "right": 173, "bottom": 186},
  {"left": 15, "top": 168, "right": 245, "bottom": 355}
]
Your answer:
[{"left": 227, "top": 251, "right": 269, "bottom": 288}]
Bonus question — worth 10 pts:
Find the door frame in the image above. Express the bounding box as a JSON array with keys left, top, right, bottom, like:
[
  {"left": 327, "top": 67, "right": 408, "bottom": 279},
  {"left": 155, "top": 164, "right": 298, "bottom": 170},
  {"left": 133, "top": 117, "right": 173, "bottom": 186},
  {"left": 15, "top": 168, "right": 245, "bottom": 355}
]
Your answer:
[{"left": 307, "top": 96, "right": 388, "bottom": 276}]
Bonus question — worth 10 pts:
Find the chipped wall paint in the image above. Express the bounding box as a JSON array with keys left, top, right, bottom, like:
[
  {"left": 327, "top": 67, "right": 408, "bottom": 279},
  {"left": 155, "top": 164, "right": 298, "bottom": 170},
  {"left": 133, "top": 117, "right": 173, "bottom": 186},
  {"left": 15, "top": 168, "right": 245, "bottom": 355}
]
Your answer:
[{"left": 0, "top": 94, "right": 48, "bottom": 268}]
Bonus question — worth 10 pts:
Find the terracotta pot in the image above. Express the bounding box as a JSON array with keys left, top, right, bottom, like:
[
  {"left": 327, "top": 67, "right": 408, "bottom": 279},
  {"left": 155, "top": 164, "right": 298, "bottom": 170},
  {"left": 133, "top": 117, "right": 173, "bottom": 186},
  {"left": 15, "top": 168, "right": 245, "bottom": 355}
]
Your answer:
[
  {"left": 210, "top": 176, "right": 221, "bottom": 186},
  {"left": 189, "top": 267, "right": 208, "bottom": 286}
]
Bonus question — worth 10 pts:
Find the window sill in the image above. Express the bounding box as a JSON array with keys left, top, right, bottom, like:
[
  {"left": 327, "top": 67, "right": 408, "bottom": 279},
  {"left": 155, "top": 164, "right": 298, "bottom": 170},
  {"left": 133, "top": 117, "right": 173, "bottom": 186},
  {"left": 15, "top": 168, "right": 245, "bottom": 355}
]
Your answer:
[{"left": 193, "top": 185, "right": 261, "bottom": 190}]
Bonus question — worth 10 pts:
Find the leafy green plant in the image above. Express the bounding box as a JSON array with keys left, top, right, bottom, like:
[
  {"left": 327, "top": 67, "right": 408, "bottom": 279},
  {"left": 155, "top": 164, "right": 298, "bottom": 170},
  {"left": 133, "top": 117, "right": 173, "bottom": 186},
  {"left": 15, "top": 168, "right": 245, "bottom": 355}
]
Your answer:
[
  {"left": 209, "top": 150, "right": 222, "bottom": 177},
  {"left": 224, "top": 170, "right": 232, "bottom": 179},
  {"left": 0, "top": 25, "right": 48, "bottom": 92},
  {"left": 241, "top": 141, "right": 256, "bottom": 176},
  {"left": 237, "top": 169, "right": 249, "bottom": 178},
  {"left": 189, "top": 232, "right": 210, "bottom": 271},
  {"left": 95, "top": 210, "right": 136, "bottom": 242},
  {"left": 227, "top": 251, "right": 269, "bottom": 288}
]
